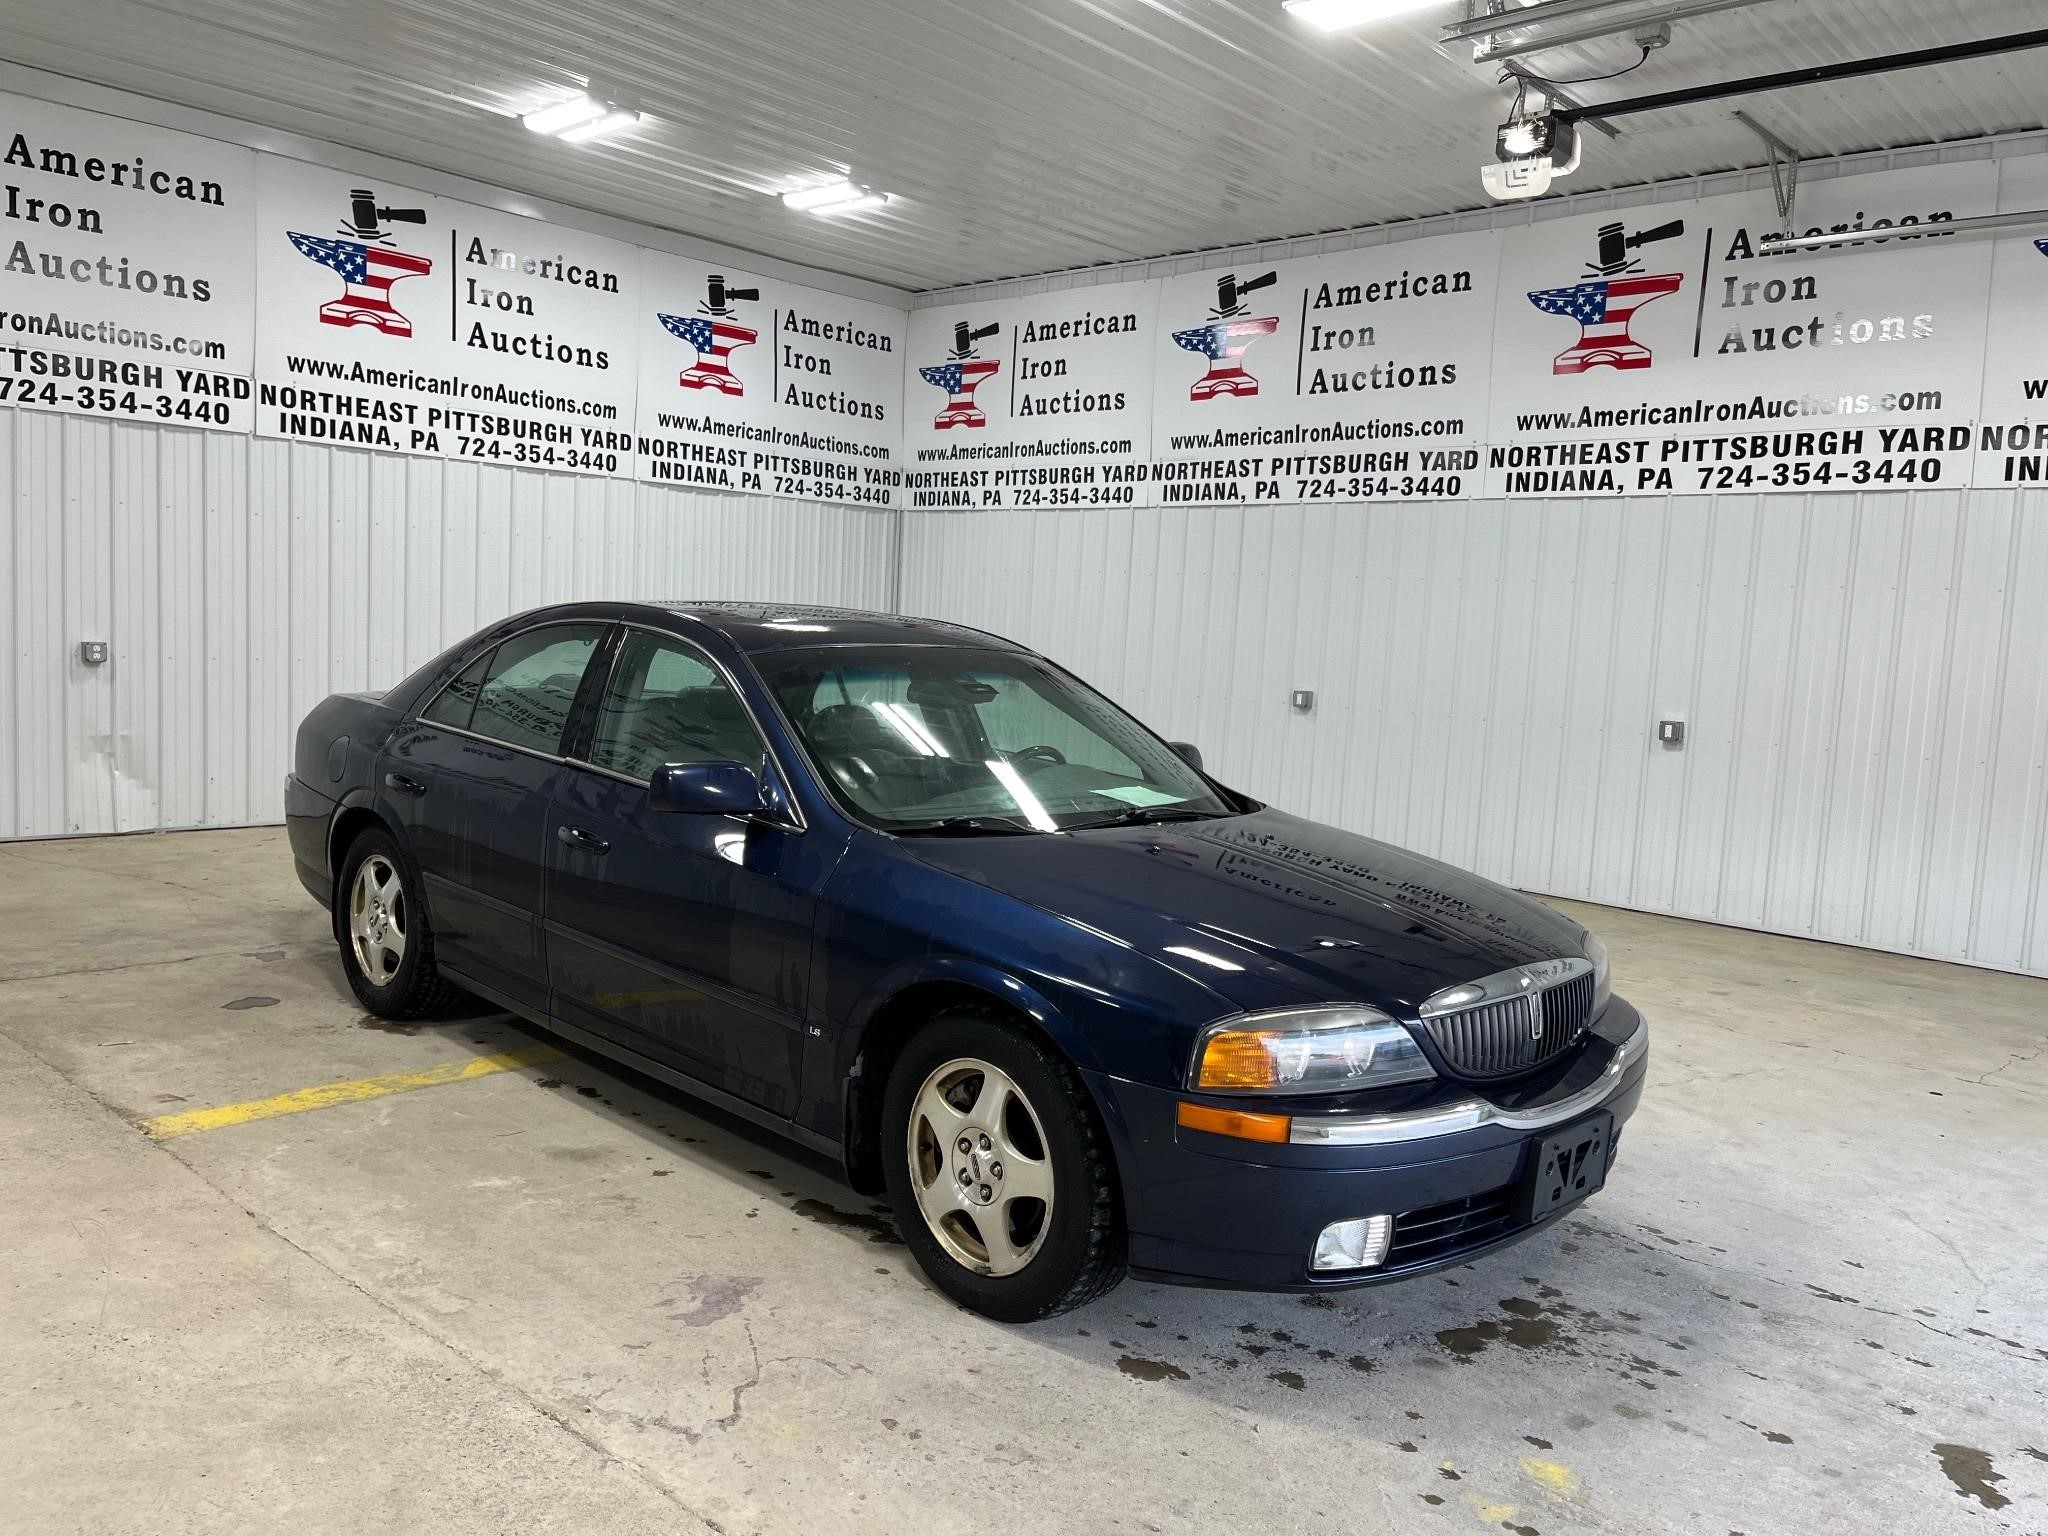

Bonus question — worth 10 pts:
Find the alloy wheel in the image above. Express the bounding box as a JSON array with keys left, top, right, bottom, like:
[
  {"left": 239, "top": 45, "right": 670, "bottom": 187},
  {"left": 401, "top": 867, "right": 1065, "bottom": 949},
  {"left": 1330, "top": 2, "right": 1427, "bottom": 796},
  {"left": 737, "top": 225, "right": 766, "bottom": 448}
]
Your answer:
[
  {"left": 348, "top": 854, "right": 408, "bottom": 986},
  {"left": 905, "top": 1056, "right": 1056, "bottom": 1276}
]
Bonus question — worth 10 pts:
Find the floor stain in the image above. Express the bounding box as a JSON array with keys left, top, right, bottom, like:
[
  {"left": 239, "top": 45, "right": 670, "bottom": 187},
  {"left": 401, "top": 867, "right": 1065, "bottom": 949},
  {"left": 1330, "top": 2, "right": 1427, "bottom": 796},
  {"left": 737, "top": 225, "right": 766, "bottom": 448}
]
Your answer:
[
  {"left": 2020, "top": 1446, "right": 2048, "bottom": 1463},
  {"left": 659, "top": 1274, "right": 760, "bottom": 1328},
  {"left": 791, "top": 1199, "right": 903, "bottom": 1244},
  {"left": 1349, "top": 1355, "right": 1377, "bottom": 1373},
  {"left": 1520, "top": 1457, "right": 1578, "bottom": 1497},
  {"left": 1116, "top": 1355, "right": 1188, "bottom": 1383},
  {"left": 222, "top": 995, "right": 278, "bottom": 1010},
  {"left": 1268, "top": 1369, "right": 1305, "bottom": 1390},
  {"left": 1932, "top": 1444, "right": 2009, "bottom": 1510},
  {"left": 1523, "top": 1435, "right": 1553, "bottom": 1449}
]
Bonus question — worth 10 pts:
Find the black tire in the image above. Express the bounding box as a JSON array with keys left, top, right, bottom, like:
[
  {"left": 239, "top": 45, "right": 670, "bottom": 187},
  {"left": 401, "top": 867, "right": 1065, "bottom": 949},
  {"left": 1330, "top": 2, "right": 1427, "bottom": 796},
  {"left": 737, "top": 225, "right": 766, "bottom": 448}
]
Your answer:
[
  {"left": 881, "top": 1009, "right": 1125, "bottom": 1321},
  {"left": 335, "top": 828, "right": 463, "bottom": 1019}
]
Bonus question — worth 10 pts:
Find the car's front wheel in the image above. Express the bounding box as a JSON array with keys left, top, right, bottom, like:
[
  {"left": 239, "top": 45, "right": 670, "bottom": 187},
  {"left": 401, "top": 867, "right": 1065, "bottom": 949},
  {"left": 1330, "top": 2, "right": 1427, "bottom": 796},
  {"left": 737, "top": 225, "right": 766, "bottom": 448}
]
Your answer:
[
  {"left": 336, "top": 828, "right": 460, "bottom": 1018},
  {"left": 882, "top": 1010, "right": 1124, "bottom": 1321}
]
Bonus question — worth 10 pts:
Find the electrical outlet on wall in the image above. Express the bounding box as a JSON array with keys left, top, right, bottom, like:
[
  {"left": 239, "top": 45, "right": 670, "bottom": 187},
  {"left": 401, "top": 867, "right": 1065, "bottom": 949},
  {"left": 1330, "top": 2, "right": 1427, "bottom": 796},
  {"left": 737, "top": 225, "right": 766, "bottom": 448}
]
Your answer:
[{"left": 1658, "top": 717, "right": 1686, "bottom": 748}]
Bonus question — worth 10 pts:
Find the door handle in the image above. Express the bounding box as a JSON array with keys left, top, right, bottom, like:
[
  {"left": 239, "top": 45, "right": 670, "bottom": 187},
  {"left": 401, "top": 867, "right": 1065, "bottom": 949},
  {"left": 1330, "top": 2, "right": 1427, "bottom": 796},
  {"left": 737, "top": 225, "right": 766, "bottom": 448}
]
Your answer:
[
  {"left": 384, "top": 772, "right": 427, "bottom": 797},
  {"left": 557, "top": 825, "right": 610, "bottom": 854}
]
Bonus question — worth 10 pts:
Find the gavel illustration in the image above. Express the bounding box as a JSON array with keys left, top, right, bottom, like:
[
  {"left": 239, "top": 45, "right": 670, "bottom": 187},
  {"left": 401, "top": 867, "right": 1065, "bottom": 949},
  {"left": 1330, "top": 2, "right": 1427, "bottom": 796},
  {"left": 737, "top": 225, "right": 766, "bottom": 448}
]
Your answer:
[
  {"left": 345, "top": 189, "right": 428, "bottom": 241},
  {"left": 1213, "top": 269, "right": 1279, "bottom": 317},
  {"left": 951, "top": 319, "right": 1001, "bottom": 358},
  {"left": 704, "top": 274, "right": 759, "bottom": 315},
  {"left": 1588, "top": 219, "right": 1686, "bottom": 276}
]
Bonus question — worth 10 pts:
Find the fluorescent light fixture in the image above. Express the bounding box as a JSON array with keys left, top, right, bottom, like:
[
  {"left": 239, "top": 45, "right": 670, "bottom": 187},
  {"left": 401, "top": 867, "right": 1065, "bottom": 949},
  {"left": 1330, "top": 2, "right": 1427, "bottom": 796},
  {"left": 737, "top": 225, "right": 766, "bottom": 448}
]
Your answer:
[
  {"left": 817, "top": 192, "right": 889, "bottom": 215},
  {"left": 783, "top": 179, "right": 863, "bottom": 210},
  {"left": 523, "top": 95, "right": 608, "bottom": 135},
  {"left": 556, "top": 108, "right": 640, "bottom": 143},
  {"left": 1282, "top": 0, "right": 1441, "bottom": 32},
  {"left": 782, "top": 179, "right": 890, "bottom": 215}
]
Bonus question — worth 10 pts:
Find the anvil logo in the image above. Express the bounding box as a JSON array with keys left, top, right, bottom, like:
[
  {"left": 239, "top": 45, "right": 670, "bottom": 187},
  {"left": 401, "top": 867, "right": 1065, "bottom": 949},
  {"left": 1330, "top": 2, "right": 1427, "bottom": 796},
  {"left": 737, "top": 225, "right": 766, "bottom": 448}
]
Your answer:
[
  {"left": 918, "top": 319, "right": 1002, "bottom": 429},
  {"left": 287, "top": 189, "right": 432, "bottom": 337},
  {"left": 1173, "top": 271, "right": 1279, "bottom": 401},
  {"left": 659, "top": 275, "right": 761, "bottom": 397},
  {"left": 1526, "top": 219, "right": 1687, "bottom": 375}
]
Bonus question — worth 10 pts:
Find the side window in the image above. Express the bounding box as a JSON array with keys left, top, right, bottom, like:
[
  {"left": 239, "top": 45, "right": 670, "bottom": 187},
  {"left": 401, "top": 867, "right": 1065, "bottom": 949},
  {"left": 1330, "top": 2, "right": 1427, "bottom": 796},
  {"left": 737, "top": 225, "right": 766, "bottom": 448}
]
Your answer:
[
  {"left": 422, "top": 648, "right": 495, "bottom": 731},
  {"left": 464, "top": 624, "right": 606, "bottom": 754},
  {"left": 588, "top": 632, "right": 766, "bottom": 782}
]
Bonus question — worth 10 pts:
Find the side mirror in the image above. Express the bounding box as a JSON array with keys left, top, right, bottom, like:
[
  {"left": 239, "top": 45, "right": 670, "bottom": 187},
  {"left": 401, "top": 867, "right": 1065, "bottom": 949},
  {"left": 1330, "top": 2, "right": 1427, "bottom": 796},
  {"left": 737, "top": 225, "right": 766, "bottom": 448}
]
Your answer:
[
  {"left": 648, "top": 761, "right": 764, "bottom": 815},
  {"left": 1169, "top": 741, "right": 1204, "bottom": 772}
]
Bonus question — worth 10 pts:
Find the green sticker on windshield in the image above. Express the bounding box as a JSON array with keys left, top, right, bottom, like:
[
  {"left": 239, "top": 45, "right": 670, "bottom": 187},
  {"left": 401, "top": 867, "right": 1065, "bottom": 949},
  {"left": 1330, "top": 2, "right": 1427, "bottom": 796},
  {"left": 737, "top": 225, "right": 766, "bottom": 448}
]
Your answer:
[{"left": 1095, "top": 785, "right": 1186, "bottom": 807}]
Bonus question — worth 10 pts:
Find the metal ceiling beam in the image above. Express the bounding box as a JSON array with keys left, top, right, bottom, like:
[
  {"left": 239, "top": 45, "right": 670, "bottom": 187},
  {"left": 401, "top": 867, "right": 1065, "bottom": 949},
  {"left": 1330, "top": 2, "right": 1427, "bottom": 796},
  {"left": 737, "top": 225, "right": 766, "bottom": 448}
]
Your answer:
[
  {"left": 1554, "top": 25, "right": 2048, "bottom": 123},
  {"left": 1449, "top": 0, "right": 1786, "bottom": 65}
]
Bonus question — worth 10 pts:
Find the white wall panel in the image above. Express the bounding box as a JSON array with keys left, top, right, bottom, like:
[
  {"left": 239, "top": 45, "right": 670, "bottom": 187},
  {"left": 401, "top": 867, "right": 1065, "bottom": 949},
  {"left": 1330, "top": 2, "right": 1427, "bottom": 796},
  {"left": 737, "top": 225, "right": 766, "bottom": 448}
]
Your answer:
[
  {"left": 0, "top": 408, "right": 897, "bottom": 841},
  {"left": 899, "top": 495, "right": 2048, "bottom": 979}
]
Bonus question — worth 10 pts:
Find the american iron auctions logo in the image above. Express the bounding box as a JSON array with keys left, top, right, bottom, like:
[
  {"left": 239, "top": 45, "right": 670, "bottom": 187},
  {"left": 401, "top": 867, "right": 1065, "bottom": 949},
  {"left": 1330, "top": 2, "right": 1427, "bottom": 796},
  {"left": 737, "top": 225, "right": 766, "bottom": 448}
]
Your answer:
[
  {"left": 1526, "top": 218, "right": 1687, "bottom": 374},
  {"left": 287, "top": 188, "right": 433, "bottom": 336},
  {"left": 1172, "top": 271, "right": 1279, "bottom": 400},
  {"left": 659, "top": 274, "right": 759, "bottom": 396},
  {"left": 918, "top": 319, "right": 1001, "bottom": 428}
]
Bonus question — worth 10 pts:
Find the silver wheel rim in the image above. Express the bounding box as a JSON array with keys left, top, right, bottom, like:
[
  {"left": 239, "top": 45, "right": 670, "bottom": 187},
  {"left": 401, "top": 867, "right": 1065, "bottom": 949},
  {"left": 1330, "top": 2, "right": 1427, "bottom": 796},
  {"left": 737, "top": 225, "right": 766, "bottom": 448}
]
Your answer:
[
  {"left": 348, "top": 854, "right": 409, "bottom": 987},
  {"left": 906, "top": 1056, "right": 1056, "bottom": 1277}
]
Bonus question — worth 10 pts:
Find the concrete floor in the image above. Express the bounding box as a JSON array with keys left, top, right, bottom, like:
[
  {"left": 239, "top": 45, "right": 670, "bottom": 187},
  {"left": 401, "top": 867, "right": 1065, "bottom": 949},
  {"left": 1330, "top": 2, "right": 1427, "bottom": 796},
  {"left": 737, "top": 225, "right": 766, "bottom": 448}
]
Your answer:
[{"left": 1, "top": 828, "right": 2044, "bottom": 1536}]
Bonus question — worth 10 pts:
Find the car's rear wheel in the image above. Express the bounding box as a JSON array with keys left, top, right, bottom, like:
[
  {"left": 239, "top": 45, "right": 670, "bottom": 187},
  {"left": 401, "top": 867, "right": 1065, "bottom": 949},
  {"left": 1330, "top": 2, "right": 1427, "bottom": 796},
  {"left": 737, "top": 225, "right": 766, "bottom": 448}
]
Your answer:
[
  {"left": 336, "top": 828, "right": 461, "bottom": 1018},
  {"left": 882, "top": 1010, "right": 1124, "bottom": 1321}
]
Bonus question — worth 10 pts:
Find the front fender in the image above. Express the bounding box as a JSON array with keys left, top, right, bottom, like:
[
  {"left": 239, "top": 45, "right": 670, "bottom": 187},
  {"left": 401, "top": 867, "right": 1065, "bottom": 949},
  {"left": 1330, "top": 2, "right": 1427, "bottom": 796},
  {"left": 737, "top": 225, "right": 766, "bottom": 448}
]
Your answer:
[{"left": 838, "top": 952, "right": 1107, "bottom": 1079}]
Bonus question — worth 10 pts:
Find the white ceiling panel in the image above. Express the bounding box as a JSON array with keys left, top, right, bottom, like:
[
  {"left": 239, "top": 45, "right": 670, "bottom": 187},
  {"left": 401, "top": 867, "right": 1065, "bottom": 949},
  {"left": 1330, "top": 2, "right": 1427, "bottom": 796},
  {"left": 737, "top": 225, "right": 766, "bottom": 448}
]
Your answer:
[{"left": 2, "top": 0, "right": 2044, "bottom": 290}]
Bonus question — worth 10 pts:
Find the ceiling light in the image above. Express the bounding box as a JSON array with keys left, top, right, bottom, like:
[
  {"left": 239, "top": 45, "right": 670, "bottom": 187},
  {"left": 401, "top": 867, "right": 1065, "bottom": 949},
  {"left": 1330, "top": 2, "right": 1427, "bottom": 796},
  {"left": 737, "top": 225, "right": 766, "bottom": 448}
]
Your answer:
[
  {"left": 817, "top": 192, "right": 889, "bottom": 215},
  {"left": 781, "top": 178, "right": 889, "bottom": 214},
  {"left": 556, "top": 108, "right": 640, "bottom": 143},
  {"left": 523, "top": 95, "right": 608, "bottom": 135},
  {"left": 1282, "top": 0, "right": 1442, "bottom": 32}
]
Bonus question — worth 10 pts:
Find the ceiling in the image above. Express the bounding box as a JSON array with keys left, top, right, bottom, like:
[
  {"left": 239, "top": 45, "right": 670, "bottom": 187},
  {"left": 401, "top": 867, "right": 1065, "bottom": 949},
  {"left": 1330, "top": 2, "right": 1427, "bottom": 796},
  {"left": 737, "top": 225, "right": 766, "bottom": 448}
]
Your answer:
[{"left": 2, "top": 0, "right": 2044, "bottom": 292}]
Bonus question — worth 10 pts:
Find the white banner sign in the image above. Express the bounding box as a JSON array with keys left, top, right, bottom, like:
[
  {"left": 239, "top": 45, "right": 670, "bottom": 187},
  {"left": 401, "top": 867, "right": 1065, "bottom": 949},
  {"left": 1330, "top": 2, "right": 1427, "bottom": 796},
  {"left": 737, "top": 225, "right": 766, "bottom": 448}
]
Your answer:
[
  {"left": 1147, "top": 232, "right": 1500, "bottom": 506},
  {"left": 1974, "top": 154, "right": 2048, "bottom": 489},
  {"left": 634, "top": 247, "right": 904, "bottom": 505},
  {"left": 902, "top": 280, "right": 1156, "bottom": 509},
  {"left": 0, "top": 93, "right": 255, "bottom": 429},
  {"left": 1484, "top": 162, "right": 1997, "bottom": 497},
  {"left": 253, "top": 160, "right": 638, "bottom": 473}
]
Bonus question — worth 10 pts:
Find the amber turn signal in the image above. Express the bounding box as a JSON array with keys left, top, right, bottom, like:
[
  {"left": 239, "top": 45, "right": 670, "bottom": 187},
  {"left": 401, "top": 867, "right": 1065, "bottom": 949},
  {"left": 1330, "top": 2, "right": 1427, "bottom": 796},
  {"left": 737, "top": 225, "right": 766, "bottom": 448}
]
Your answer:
[
  {"left": 1176, "top": 1100, "right": 1292, "bottom": 1143},
  {"left": 1194, "top": 1030, "right": 1280, "bottom": 1089}
]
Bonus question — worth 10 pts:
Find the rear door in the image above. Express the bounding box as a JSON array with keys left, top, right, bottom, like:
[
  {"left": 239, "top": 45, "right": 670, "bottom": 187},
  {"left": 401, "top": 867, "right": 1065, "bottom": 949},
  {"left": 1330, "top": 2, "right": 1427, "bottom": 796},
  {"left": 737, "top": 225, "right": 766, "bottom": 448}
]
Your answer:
[
  {"left": 544, "top": 627, "right": 831, "bottom": 1116},
  {"left": 381, "top": 621, "right": 609, "bottom": 1011}
]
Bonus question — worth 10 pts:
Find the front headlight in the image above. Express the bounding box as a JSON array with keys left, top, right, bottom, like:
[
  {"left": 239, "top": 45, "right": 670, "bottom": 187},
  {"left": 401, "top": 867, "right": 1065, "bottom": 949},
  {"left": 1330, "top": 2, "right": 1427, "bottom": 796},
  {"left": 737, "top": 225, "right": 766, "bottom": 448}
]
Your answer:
[
  {"left": 1189, "top": 1006, "right": 1436, "bottom": 1094},
  {"left": 1584, "top": 930, "right": 1611, "bottom": 1015}
]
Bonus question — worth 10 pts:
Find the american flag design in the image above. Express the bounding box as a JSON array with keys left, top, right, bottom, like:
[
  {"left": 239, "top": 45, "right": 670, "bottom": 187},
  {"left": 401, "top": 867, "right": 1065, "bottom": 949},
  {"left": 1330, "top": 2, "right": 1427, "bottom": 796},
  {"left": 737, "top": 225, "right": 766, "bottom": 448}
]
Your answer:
[
  {"left": 918, "top": 358, "right": 1001, "bottom": 429},
  {"left": 288, "top": 233, "right": 434, "bottom": 337},
  {"left": 1526, "top": 272, "right": 1684, "bottom": 374},
  {"left": 1172, "top": 316, "right": 1279, "bottom": 400},
  {"left": 659, "top": 313, "right": 758, "bottom": 396}
]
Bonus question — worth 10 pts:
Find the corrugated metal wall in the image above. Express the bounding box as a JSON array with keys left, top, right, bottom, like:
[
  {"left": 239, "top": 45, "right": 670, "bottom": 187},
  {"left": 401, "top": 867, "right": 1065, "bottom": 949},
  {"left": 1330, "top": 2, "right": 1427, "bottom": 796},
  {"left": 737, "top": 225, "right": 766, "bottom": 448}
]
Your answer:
[
  {"left": 898, "top": 493, "right": 2048, "bottom": 978},
  {"left": 0, "top": 408, "right": 897, "bottom": 840}
]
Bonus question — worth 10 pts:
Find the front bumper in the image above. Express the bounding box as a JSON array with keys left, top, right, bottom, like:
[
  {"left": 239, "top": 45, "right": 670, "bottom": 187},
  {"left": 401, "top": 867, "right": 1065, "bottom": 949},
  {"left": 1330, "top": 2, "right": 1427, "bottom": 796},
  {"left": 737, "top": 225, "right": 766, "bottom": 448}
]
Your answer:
[{"left": 1087, "top": 996, "right": 1647, "bottom": 1290}]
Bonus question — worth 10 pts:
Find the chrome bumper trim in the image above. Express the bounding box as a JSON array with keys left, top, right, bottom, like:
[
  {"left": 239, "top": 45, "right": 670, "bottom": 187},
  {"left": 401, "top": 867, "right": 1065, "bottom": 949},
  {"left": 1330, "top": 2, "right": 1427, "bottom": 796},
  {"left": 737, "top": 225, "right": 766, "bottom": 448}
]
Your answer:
[{"left": 1288, "top": 1016, "right": 1648, "bottom": 1146}]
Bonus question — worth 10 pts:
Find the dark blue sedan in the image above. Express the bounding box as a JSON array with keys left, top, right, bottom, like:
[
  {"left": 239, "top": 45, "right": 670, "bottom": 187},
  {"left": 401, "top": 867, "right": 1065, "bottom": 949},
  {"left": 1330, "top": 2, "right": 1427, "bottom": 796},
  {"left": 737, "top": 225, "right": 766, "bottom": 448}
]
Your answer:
[{"left": 288, "top": 601, "right": 1646, "bottom": 1321}]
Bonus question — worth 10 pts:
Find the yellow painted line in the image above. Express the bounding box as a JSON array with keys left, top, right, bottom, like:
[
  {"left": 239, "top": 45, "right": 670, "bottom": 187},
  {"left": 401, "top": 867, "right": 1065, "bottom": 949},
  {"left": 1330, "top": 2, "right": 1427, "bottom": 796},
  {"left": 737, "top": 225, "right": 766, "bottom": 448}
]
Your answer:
[{"left": 140, "top": 1044, "right": 566, "bottom": 1140}]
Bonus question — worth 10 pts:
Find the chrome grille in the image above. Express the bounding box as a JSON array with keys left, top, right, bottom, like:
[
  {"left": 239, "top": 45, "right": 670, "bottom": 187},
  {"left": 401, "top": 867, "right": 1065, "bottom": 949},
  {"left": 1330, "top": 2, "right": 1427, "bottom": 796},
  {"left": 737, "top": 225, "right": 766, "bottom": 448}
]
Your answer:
[{"left": 1417, "top": 959, "right": 1595, "bottom": 1081}]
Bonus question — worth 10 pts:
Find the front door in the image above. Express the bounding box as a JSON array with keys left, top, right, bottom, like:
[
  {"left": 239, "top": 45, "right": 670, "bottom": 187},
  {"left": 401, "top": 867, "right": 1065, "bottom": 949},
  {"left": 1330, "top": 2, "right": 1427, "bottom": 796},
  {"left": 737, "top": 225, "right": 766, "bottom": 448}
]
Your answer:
[
  {"left": 380, "top": 621, "right": 608, "bottom": 1011},
  {"left": 544, "top": 628, "right": 825, "bottom": 1116}
]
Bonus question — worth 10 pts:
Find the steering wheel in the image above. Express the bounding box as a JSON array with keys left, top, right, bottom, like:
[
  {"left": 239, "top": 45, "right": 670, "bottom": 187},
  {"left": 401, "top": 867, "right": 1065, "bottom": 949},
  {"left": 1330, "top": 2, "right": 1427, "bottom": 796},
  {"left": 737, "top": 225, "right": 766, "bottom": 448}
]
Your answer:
[{"left": 1009, "top": 744, "right": 1067, "bottom": 770}]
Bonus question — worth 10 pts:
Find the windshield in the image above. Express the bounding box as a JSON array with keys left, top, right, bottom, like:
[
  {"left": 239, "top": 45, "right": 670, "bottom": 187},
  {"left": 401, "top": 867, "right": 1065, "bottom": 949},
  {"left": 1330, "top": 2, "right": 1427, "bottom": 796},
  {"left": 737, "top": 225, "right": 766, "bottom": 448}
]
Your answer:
[{"left": 754, "top": 645, "right": 1238, "bottom": 833}]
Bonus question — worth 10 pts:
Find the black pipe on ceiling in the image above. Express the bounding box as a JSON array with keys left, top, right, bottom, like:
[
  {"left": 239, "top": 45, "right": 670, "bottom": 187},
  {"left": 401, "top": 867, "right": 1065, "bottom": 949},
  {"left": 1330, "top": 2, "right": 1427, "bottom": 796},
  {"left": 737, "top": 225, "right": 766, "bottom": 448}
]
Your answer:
[{"left": 1554, "top": 26, "right": 2048, "bottom": 126}]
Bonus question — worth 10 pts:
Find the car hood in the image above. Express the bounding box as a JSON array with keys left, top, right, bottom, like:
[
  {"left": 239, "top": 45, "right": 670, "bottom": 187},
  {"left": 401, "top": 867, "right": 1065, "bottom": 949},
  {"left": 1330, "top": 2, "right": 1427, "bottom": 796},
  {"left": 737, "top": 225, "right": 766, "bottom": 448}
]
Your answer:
[{"left": 901, "top": 808, "right": 1587, "bottom": 1019}]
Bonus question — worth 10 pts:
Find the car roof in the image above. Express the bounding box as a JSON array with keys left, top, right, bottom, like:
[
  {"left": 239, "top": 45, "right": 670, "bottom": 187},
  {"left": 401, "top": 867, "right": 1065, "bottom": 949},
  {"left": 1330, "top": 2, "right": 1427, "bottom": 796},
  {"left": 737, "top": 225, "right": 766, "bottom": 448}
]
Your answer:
[{"left": 621, "top": 601, "right": 1032, "bottom": 655}]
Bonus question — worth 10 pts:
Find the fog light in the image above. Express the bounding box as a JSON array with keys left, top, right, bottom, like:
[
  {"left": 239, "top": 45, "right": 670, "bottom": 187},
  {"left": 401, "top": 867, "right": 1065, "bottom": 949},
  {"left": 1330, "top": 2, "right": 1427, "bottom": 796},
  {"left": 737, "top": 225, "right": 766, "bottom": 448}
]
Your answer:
[{"left": 1313, "top": 1215, "right": 1394, "bottom": 1272}]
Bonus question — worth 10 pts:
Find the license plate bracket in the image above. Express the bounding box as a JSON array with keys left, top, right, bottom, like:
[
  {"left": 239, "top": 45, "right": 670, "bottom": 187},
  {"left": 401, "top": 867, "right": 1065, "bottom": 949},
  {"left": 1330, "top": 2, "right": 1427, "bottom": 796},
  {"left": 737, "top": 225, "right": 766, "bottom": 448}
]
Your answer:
[{"left": 1523, "top": 1111, "right": 1614, "bottom": 1222}]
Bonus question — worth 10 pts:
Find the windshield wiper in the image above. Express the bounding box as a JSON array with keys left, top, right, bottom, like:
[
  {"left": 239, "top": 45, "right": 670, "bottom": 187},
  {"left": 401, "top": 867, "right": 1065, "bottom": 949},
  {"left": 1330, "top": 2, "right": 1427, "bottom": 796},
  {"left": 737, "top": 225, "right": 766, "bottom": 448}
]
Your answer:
[
  {"left": 895, "top": 815, "right": 1045, "bottom": 837},
  {"left": 1065, "top": 805, "right": 1223, "bottom": 831}
]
